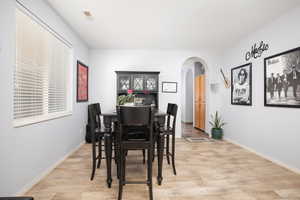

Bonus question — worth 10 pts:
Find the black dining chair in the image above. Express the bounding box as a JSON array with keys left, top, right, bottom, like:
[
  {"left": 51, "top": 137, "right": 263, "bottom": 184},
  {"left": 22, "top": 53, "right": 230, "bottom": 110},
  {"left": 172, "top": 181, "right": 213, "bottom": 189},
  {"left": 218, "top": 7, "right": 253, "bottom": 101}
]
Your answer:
[
  {"left": 116, "top": 106, "right": 154, "bottom": 200},
  {"left": 88, "top": 103, "right": 107, "bottom": 180},
  {"left": 160, "top": 103, "right": 178, "bottom": 175}
]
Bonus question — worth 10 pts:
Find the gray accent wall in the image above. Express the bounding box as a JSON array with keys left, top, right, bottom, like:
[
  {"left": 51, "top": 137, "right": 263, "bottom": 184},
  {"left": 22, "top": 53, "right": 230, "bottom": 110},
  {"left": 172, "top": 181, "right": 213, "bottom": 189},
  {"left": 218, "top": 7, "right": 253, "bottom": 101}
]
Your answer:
[
  {"left": 220, "top": 5, "right": 300, "bottom": 172},
  {"left": 0, "top": 0, "right": 89, "bottom": 195}
]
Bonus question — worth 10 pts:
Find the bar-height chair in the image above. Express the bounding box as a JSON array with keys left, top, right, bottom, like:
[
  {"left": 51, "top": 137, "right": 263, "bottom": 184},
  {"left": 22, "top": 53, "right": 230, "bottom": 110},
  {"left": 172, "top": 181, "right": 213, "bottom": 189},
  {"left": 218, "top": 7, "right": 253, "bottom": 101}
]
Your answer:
[
  {"left": 88, "top": 103, "right": 107, "bottom": 180},
  {"left": 161, "top": 103, "right": 178, "bottom": 175},
  {"left": 117, "top": 106, "right": 154, "bottom": 200}
]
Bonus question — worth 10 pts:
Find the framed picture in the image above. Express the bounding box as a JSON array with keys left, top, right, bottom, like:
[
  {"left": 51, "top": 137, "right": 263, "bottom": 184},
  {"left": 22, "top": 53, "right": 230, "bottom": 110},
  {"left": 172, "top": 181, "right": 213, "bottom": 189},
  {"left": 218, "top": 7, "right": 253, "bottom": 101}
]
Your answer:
[
  {"left": 162, "top": 82, "right": 177, "bottom": 93},
  {"left": 264, "top": 47, "right": 300, "bottom": 108},
  {"left": 231, "top": 63, "right": 252, "bottom": 106},
  {"left": 77, "top": 61, "right": 88, "bottom": 102}
]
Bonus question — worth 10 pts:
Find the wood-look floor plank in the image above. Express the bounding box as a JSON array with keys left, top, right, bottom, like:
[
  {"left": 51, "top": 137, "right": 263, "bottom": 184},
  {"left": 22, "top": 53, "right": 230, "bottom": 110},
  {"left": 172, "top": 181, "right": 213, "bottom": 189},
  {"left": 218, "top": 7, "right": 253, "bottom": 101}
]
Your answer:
[{"left": 26, "top": 138, "right": 300, "bottom": 200}]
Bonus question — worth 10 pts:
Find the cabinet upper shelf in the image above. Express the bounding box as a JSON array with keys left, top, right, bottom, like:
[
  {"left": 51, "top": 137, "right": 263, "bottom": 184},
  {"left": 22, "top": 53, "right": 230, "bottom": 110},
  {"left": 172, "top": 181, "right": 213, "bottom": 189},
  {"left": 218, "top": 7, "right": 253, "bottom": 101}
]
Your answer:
[{"left": 116, "top": 71, "right": 160, "bottom": 92}]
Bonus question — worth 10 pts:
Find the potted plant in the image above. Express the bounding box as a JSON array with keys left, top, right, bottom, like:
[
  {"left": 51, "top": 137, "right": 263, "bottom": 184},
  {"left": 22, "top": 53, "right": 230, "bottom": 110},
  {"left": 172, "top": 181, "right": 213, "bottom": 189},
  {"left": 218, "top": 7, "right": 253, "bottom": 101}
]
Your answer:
[
  {"left": 117, "top": 94, "right": 135, "bottom": 106},
  {"left": 209, "top": 111, "right": 226, "bottom": 140}
]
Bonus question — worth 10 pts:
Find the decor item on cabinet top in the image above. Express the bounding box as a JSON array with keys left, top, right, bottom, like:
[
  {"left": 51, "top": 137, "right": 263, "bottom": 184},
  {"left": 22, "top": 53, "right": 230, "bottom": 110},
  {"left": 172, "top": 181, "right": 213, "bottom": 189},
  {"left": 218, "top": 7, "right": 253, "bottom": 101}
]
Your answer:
[{"left": 117, "top": 94, "right": 135, "bottom": 106}]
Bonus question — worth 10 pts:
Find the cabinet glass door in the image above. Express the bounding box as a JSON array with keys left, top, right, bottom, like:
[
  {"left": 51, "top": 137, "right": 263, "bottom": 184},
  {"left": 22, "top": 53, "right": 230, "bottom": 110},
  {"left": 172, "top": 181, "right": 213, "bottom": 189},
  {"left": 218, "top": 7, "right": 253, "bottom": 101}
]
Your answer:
[
  {"left": 145, "top": 75, "right": 158, "bottom": 91},
  {"left": 132, "top": 74, "right": 144, "bottom": 91},
  {"left": 118, "top": 74, "right": 131, "bottom": 91}
]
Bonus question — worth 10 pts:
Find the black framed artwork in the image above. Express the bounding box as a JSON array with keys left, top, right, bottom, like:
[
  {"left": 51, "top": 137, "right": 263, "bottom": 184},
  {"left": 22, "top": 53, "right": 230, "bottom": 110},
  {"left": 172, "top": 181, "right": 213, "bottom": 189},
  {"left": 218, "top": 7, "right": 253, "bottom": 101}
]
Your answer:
[
  {"left": 162, "top": 82, "right": 177, "bottom": 93},
  {"left": 231, "top": 63, "right": 252, "bottom": 106},
  {"left": 77, "top": 61, "right": 88, "bottom": 102},
  {"left": 264, "top": 47, "right": 300, "bottom": 108}
]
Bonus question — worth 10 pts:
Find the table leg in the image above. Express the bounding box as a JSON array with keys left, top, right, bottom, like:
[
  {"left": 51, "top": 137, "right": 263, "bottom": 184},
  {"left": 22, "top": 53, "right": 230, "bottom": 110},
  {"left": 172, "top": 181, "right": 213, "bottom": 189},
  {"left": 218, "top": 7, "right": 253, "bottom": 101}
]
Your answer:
[
  {"left": 104, "top": 133, "right": 112, "bottom": 188},
  {"left": 157, "top": 133, "right": 164, "bottom": 185},
  {"left": 103, "top": 116, "right": 113, "bottom": 188}
]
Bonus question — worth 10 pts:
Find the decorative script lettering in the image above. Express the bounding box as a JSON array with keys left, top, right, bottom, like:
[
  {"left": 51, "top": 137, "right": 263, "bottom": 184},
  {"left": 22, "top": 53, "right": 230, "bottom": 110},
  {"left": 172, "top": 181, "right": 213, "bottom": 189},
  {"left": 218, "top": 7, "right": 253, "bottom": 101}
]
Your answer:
[{"left": 245, "top": 41, "right": 269, "bottom": 61}]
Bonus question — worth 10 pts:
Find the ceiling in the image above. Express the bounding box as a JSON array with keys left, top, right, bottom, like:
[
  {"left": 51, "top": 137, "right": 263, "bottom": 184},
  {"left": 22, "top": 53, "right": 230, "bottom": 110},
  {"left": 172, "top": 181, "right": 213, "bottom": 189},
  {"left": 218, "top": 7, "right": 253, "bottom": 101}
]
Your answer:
[{"left": 46, "top": 0, "right": 300, "bottom": 50}]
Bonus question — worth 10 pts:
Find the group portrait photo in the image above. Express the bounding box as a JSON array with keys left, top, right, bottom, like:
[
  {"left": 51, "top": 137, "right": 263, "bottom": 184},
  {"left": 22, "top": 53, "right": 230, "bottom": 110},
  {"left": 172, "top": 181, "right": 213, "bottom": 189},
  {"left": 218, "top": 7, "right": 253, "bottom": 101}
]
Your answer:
[{"left": 264, "top": 47, "right": 300, "bottom": 108}]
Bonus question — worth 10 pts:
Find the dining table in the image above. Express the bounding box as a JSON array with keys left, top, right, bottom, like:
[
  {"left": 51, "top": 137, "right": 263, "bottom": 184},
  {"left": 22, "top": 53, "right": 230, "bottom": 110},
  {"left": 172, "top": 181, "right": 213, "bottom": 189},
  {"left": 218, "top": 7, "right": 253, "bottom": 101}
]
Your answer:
[{"left": 101, "top": 109, "right": 166, "bottom": 188}]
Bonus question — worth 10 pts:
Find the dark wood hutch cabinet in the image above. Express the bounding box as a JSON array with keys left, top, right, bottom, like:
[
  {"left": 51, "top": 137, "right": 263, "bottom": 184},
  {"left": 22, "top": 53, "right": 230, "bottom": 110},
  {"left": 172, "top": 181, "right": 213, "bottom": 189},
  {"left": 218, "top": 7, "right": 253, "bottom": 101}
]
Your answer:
[{"left": 115, "top": 71, "right": 160, "bottom": 108}]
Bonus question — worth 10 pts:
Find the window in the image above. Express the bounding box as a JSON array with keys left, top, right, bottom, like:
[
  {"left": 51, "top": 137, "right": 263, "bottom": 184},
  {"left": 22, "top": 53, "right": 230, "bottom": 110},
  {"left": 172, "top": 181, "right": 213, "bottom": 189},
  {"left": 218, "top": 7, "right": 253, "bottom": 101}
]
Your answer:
[{"left": 14, "top": 7, "right": 73, "bottom": 127}]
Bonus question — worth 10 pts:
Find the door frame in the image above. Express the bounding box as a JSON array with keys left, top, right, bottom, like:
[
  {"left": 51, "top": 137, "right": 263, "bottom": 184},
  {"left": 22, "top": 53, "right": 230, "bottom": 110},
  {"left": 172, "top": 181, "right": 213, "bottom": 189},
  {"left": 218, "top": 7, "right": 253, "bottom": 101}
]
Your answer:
[{"left": 181, "top": 57, "right": 209, "bottom": 134}]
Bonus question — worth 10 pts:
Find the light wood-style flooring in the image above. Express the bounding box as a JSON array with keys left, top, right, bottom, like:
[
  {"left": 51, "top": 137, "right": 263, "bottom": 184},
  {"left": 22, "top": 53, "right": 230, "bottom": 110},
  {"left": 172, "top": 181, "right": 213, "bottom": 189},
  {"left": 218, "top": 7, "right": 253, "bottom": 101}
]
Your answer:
[
  {"left": 26, "top": 140, "right": 300, "bottom": 200},
  {"left": 181, "top": 122, "right": 209, "bottom": 138}
]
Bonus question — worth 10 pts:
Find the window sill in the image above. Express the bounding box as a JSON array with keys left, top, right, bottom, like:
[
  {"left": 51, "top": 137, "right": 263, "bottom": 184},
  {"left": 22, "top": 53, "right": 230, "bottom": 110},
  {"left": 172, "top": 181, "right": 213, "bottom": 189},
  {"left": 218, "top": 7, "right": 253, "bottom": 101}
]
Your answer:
[{"left": 13, "top": 111, "right": 73, "bottom": 128}]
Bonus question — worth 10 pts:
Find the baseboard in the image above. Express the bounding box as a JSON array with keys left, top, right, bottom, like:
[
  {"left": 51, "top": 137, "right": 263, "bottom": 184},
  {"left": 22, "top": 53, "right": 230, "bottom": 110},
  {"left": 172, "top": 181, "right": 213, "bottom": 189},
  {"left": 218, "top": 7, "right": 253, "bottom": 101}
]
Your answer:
[
  {"left": 17, "top": 141, "right": 85, "bottom": 196},
  {"left": 181, "top": 121, "right": 193, "bottom": 124},
  {"left": 225, "top": 138, "right": 300, "bottom": 175}
]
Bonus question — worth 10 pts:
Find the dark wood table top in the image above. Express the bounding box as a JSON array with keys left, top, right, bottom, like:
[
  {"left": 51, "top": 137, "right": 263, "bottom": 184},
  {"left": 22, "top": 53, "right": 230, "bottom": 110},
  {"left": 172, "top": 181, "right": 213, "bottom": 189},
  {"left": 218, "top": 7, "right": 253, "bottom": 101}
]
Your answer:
[{"left": 102, "top": 110, "right": 166, "bottom": 117}]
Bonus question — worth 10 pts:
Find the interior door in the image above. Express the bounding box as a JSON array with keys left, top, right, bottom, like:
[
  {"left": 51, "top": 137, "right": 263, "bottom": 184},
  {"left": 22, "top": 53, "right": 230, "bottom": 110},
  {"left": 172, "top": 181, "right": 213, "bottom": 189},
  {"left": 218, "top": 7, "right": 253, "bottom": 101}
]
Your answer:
[{"left": 194, "top": 75, "right": 205, "bottom": 130}]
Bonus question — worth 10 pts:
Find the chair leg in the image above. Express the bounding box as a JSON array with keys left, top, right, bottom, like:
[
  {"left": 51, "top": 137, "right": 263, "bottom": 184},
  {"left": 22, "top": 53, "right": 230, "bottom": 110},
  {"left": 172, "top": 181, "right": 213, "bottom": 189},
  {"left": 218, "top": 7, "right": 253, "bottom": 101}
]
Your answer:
[
  {"left": 142, "top": 149, "right": 146, "bottom": 164},
  {"left": 166, "top": 135, "right": 170, "bottom": 165},
  {"left": 118, "top": 180, "right": 123, "bottom": 200},
  {"left": 97, "top": 137, "right": 102, "bottom": 168},
  {"left": 171, "top": 135, "right": 177, "bottom": 175},
  {"left": 123, "top": 151, "right": 126, "bottom": 182},
  {"left": 157, "top": 133, "right": 164, "bottom": 185},
  {"left": 147, "top": 149, "right": 153, "bottom": 200},
  {"left": 152, "top": 139, "right": 156, "bottom": 162},
  {"left": 90, "top": 143, "right": 96, "bottom": 180},
  {"left": 113, "top": 135, "right": 118, "bottom": 164},
  {"left": 118, "top": 149, "right": 124, "bottom": 200},
  {"left": 116, "top": 141, "right": 120, "bottom": 179}
]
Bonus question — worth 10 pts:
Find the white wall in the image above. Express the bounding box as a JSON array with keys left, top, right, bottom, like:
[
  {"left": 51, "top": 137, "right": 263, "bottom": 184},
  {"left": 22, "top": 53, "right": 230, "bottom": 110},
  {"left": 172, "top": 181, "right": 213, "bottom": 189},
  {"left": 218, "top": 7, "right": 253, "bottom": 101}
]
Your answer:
[
  {"left": 90, "top": 49, "right": 221, "bottom": 136},
  {"left": 221, "top": 5, "right": 300, "bottom": 171},
  {"left": 185, "top": 69, "right": 193, "bottom": 123},
  {"left": 0, "top": 0, "right": 89, "bottom": 195},
  {"left": 181, "top": 63, "right": 194, "bottom": 123}
]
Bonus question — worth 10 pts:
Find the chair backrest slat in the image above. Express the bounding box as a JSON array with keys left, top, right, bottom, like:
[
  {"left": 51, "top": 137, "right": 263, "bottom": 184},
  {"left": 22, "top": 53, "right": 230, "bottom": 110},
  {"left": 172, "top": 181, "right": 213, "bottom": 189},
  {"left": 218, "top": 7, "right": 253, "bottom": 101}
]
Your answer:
[
  {"left": 118, "top": 106, "right": 152, "bottom": 126},
  {"left": 117, "top": 106, "right": 154, "bottom": 141},
  {"left": 88, "top": 103, "right": 102, "bottom": 129},
  {"left": 88, "top": 104, "right": 98, "bottom": 143},
  {"left": 166, "top": 103, "right": 178, "bottom": 132}
]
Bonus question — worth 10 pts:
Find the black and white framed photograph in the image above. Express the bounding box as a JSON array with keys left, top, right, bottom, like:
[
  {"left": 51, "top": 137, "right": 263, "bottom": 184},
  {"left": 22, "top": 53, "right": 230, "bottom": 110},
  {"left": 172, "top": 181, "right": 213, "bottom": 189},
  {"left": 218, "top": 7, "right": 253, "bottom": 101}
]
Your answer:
[
  {"left": 162, "top": 82, "right": 177, "bottom": 93},
  {"left": 231, "top": 63, "right": 252, "bottom": 106},
  {"left": 264, "top": 47, "right": 300, "bottom": 108}
]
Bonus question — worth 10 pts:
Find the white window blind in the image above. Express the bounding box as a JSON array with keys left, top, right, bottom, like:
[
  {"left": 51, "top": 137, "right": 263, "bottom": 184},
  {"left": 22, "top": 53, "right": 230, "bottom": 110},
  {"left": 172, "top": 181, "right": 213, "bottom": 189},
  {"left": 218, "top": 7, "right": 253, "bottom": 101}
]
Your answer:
[{"left": 14, "top": 7, "right": 73, "bottom": 127}]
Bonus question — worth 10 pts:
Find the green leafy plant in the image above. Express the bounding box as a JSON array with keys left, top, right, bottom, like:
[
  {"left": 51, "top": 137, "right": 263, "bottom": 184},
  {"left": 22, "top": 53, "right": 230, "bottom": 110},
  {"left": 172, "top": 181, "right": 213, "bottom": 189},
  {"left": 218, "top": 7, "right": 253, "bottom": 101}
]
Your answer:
[
  {"left": 209, "top": 111, "right": 226, "bottom": 129},
  {"left": 117, "top": 94, "right": 135, "bottom": 105}
]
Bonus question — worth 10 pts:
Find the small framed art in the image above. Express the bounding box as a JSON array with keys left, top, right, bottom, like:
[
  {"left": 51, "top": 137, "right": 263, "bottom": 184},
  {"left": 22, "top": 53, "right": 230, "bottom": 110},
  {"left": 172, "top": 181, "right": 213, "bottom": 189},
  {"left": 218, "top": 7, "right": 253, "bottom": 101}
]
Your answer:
[
  {"left": 162, "top": 82, "right": 177, "bottom": 93},
  {"left": 77, "top": 61, "right": 88, "bottom": 102}
]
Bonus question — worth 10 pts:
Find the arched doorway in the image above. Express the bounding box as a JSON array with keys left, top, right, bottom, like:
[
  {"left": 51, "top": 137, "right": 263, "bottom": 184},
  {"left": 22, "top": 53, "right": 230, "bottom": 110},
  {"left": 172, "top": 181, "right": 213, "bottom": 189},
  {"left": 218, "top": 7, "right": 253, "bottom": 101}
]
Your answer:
[{"left": 181, "top": 57, "right": 208, "bottom": 138}]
